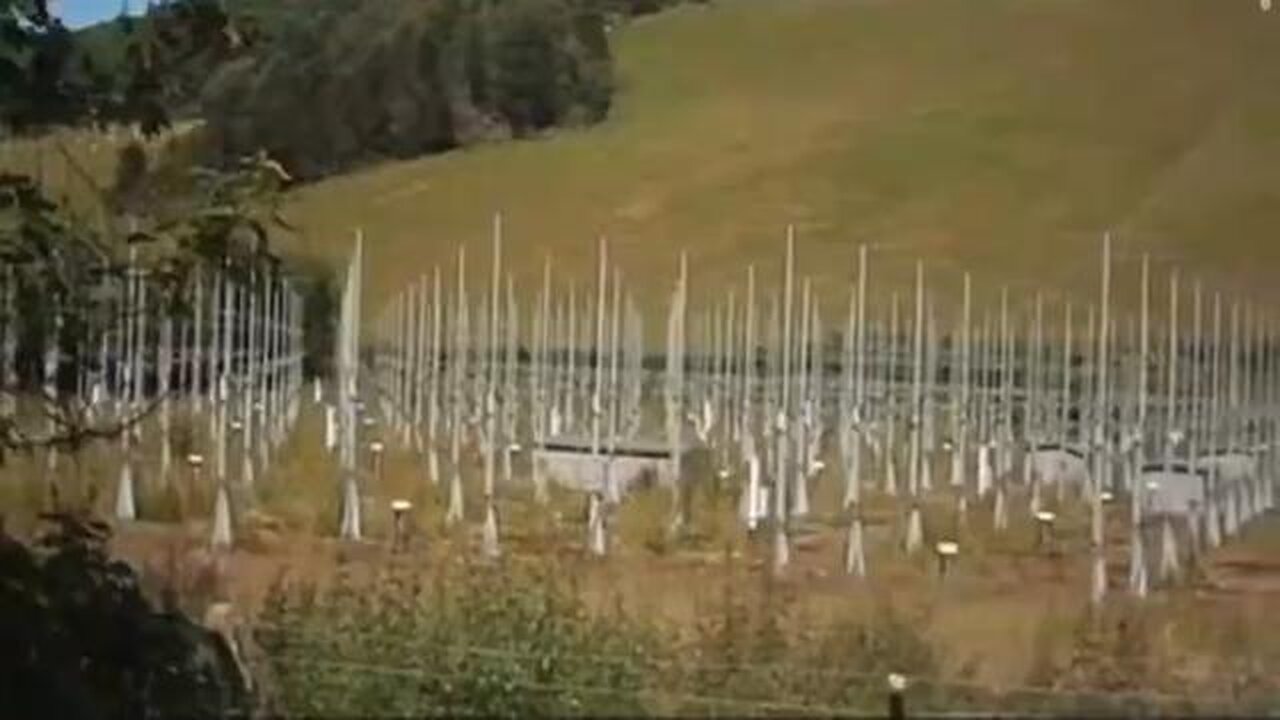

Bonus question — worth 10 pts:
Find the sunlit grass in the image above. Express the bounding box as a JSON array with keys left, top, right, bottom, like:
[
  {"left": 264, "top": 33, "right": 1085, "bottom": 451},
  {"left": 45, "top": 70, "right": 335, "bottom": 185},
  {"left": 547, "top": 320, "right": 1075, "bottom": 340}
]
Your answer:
[{"left": 273, "top": 0, "right": 1280, "bottom": 316}]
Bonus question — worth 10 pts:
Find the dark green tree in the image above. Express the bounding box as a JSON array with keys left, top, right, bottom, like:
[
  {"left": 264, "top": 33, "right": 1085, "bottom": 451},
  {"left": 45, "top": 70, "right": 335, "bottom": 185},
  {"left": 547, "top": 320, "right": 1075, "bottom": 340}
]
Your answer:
[
  {"left": 199, "top": 0, "right": 617, "bottom": 181},
  {"left": 487, "top": 0, "right": 567, "bottom": 134},
  {"left": 0, "top": 513, "right": 251, "bottom": 720},
  {"left": 0, "top": 6, "right": 286, "bottom": 718}
]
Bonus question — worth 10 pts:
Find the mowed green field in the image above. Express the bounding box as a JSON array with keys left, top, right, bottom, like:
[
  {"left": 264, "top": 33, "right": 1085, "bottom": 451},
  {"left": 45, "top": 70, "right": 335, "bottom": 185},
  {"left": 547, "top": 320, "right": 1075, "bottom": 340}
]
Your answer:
[
  {"left": 8, "top": 0, "right": 1280, "bottom": 315},
  {"left": 283, "top": 0, "right": 1280, "bottom": 314}
]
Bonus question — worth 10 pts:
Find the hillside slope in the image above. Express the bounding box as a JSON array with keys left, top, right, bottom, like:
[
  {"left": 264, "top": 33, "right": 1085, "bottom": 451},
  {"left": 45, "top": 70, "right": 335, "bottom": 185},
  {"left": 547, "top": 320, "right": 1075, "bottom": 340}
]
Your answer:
[{"left": 285, "top": 0, "right": 1280, "bottom": 312}]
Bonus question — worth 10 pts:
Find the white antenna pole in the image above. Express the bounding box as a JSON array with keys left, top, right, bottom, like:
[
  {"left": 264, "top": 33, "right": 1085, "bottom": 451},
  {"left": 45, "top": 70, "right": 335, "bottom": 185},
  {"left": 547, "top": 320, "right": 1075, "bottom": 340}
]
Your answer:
[
  {"left": 905, "top": 261, "right": 925, "bottom": 553},
  {"left": 446, "top": 246, "right": 467, "bottom": 527},
  {"left": 587, "top": 236, "right": 609, "bottom": 555},
  {"left": 412, "top": 274, "right": 428, "bottom": 453},
  {"left": 666, "top": 251, "right": 688, "bottom": 535},
  {"left": 922, "top": 297, "right": 938, "bottom": 494},
  {"left": 241, "top": 269, "right": 258, "bottom": 489},
  {"left": 258, "top": 274, "right": 274, "bottom": 469},
  {"left": 427, "top": 266, "right": 443, "bottom": 484},
  {"left": 741, "top": 264, "right": 757, "bottom": 458},
  {"left": 339, "top": 233, "right": 364, "bottom": 541},
  {"left": 481, "top": 215, "right": 503, "bottom": 559},
  {"left": 1158, "top": 269, "right": 1183, "bottom": 583},
  {"left": 1205, "top": 293, "right": 1223, "bottom": 548},
  {"left": 192, "top": 265, "right": 204, "bottom": 416},
  {"left": 401, "top": 284, "right": 414, "bottom": 444},
  {"left": 952, "top": 272, "right": 973, "bottom": 529},
  {"left": 793, "top": 278, "right": 812, "bottom": 519},
  {"left": 115, "top": 250, "right": 138, "bottom": 522},
  {"left": 567, "top": 282, "right": 578, "bottom": 433},
  {"left": 885, "top": 293, "right": 900, "bottom": 497},
  {"left": 993, "top": 286, "right": 1010, "bottom": 533},
  {"left": 131, "top": 253, "right": 147, "bottom": 434},
  {"left": 841, "top": 276, "right": 856, "bottom": 483},
  {"left": 533, "top": 259, "right": 551, "bottom": 502},
  {"left": 207, "top": 264, "right": 222, "bottom": 441},
  {"left": 722, "top": 290, "right": 736, "bottom": 469},
  {"left": 846, "top": 245, "right": 869, "bottom": 507},
  {"left": 1027, "top": 293, "right": 1044, "bottom": 514},
  {"left": 1091, "top": 233, "right": 1112, "bottom": 606},
  {"left": 1267, "top": 314, "right": 1277, "bottom": 513},
  {"left": 1226, "top": 300, "right": 1242, "bottom": 537},
  {"left": 159, "top": 295, "right": 173, "bottom": 488},
  {"left": 404, "top": 280, "right": 418, "bottom": 449},
  {"left": 274, "top": 278, "right": 285, "bottom": 447},
  {"left": 274, "top": 275, "right": 287, "bottom": 452},
  {"left": 1187, "top": 280, "right": 1203, "bottom": 557},
  {"left": 1243, "top": 304, "right": 1255, "bottom": 459},
  {"left": 1259, "top": 314, "right": 1273, "bottom": 514},
  {"left": 951, "top": 272, "right": 972, "bottom": 490},
  {"left": 606, "top": 266, "right": 623, "bottom": 507},
  {"left": 1164, "top": 269, "right": 1180, "bottom": 473},
  {"left": 176, "top": 293, "right": 190, "bottom": 423},
  {"left": 399, "top": 283, "right": 414, "bottom": 448},
  {"left": 43, "top": 295, "right": 62, "bottom": 476},
  {"left": 212, "top": 262, "right": 237, "bottom": 549},
  {"left": 774, "top": 228, "right": 795, "bottom": 573},
  {"left": 1060, "top": 303, "right": 1074, "bottom": 450},
  {"left": 845, "top": 244, "right": 869, "bottom": 578},
  {"left": 1128, "top": 254, "right": 1150, "bottom": 597}
]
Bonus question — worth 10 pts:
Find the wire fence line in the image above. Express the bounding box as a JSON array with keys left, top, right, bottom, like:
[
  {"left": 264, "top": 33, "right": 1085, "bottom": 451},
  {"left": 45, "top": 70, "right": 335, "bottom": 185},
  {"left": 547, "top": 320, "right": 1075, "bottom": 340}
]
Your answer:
[
  {"left": 272, "top": 653, "right": 881, "bottom": 718},
  {"left": 251, "top": 622, "right": 1246, "bottom": 715},
  {"left": 263, "top": 649, "right": 1235, "bottom": 718}
]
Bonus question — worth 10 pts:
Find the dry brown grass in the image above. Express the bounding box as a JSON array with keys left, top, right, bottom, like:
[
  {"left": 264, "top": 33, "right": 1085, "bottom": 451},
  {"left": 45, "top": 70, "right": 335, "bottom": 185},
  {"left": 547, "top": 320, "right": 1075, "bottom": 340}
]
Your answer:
[{"left": 1, "top": 402, "right": 1257, "bottom": 697}]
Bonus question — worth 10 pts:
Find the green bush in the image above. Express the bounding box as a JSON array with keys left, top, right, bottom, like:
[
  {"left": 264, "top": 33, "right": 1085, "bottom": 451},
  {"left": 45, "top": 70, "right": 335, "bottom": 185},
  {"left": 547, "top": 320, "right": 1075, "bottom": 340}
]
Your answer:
[
  {"left": 255, "top": 560, "right": 666, "bottom": 717},
  {"left": 254, "top": 558, "right": 959, "bottom": 717},
  {"left": 0, "top": 513, "right": 249, "bottom": 720}
]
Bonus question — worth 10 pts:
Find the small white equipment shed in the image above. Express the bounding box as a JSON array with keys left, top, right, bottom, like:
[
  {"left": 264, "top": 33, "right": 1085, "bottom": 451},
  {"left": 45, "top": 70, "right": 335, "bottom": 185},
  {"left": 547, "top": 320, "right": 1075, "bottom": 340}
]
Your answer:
[
  {"left": 1139, "top": 461, "right": 1208, "bottom": 516},
  {"left": 533, "top": 434, "right": 703, "bottom": 497}
]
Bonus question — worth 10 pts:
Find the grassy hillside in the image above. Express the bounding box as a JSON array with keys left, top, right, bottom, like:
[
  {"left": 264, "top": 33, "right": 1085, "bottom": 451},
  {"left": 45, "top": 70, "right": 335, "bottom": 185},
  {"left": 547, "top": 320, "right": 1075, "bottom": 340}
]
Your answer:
[{"left": 282, "top": 0, "right": 1280, "bottom": 315}]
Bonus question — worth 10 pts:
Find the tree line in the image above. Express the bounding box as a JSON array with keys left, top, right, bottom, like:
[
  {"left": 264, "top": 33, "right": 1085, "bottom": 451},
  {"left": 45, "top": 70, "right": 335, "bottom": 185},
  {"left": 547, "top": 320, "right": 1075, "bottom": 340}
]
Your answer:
[{"left": 198, "top": 0, "right": 702, "bottom": 181}]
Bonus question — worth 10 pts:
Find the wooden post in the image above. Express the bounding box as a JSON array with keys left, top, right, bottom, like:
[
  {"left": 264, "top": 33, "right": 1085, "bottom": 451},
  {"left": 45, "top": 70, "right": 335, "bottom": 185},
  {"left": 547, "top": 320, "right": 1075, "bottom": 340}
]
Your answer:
[
  {"left": 887, "top": 673, "right": 907, "bottom": 720},
  {"left": 390, "top": 499, "right": 412, "bottom": 552}
]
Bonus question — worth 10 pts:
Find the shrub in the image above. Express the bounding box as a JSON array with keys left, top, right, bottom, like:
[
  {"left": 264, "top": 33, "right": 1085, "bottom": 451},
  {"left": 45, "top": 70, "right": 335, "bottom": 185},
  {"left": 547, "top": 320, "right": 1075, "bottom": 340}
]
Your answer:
[
  {"left": 255, "top": 559, "right": 666, "bottom": 717},
  {"left": 0, "top": 512, "right": 249, "bottom": 720}
]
